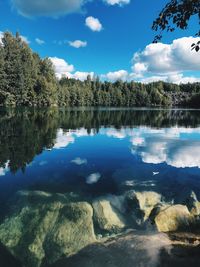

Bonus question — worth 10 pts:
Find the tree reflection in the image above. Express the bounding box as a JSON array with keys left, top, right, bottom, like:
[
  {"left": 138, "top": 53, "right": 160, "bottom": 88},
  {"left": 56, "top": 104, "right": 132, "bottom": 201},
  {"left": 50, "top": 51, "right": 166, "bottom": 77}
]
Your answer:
[{"left": 0, "top": 108, "right": 200, "bottom": 173}]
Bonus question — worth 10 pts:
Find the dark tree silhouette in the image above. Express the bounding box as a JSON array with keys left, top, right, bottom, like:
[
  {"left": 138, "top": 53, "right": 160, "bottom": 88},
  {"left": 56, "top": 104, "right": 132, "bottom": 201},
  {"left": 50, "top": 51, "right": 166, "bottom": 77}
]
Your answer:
[{"left": 152, "top": 0, "right": 200, "bottom": 48}]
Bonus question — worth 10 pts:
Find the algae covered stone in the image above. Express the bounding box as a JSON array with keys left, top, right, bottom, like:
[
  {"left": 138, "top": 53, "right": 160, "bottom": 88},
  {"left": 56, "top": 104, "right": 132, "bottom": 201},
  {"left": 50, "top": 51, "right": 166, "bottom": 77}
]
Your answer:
[
  {"left": 154, "top": 204, "right": 192, "bottom": 232},
  {"left": 125, "top": 190, "right": 162, "bottom": 223},
  {"left": 93, "top": 198, "right": 125, "bottom": 233},
  {"left": 0, "top": 190, "right": 96, "bottom": 267}
]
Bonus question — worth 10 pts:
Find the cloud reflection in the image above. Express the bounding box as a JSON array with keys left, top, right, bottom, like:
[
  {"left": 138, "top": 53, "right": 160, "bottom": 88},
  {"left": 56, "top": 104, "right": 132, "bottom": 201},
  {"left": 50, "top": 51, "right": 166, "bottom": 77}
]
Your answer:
[
  {"left": 0, "top": 161, "right": 9, "bottom": 176},
  {"left": 86, "top": 173, "right": 101, "bottom": 184},
  {"left": 71, "top": 157, "right": 87, "bottom": 165},
  {"left": 102, "top": 126, "right": 200, "bottom": 169}
]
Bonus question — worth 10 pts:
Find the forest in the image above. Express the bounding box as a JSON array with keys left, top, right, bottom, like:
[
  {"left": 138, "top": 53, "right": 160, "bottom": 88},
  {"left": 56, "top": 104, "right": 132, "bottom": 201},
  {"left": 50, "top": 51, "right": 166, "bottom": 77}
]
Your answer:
[{"left": 0, "top": 32, "right": 200, "bottom": 107}]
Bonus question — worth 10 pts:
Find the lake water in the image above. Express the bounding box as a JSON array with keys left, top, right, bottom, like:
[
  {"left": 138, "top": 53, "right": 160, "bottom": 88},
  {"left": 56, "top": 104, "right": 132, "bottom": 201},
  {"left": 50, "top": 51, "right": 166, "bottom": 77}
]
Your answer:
[{"left": 1, "top": 108, "right": 200, "bottom": 267}]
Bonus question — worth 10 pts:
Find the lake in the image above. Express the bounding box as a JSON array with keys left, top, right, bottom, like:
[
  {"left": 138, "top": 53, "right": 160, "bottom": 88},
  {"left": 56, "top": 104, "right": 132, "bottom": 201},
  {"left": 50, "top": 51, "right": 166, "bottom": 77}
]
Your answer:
[{"left": 1, "top": 108, "right": 200, "bottom": 267}]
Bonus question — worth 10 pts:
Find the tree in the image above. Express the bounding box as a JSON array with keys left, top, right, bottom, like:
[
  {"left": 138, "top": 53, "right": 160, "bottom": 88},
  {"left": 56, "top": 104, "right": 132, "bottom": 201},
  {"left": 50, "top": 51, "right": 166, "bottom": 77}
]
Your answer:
[{"left": 152, "top": 0, "right": 200, "bottom": 44}]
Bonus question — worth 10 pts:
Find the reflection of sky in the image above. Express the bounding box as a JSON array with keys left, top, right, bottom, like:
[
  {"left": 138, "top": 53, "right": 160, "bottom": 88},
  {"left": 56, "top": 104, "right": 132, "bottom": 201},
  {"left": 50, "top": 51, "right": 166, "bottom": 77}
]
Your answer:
[
  {"left": 0, "top": 161, "right": 9, "bottom": 176},
  {"left": 100, "top": 127, "right": 200, "bottom": 169},
  {"left": 1, "top": 125, "right": 200, "bottom": 201},
  {"left": 52, "top": 127, "right": 200, "bottom": 169},
  {"left": 53, "top": 128, "right": 93, "bottom": 149}
]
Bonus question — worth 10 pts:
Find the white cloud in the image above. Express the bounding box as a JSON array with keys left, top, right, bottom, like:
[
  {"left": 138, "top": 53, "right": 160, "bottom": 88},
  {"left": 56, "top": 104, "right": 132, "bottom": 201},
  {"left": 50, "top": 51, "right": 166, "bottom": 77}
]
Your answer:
[
  {"left": 86, "top": 172, "right": 101, "bottom": 184},
  {"left": 53, "top": 129, "right": 74, "bottom": 149},
  {"left": 131, "top": 137, "right": 145, "bottom": 146},
  {"left": 130, "top": 127, "right": 200, "bottom": 168},
  {"left": 35, "top": 38, "right": 45, "bottom": 45},
  {"left": 0, "top": 161, "right": 9, "bottom": 176},
  {"left": 50, "top": 57, "right": 74, "bottom": 79},
  {"left": 106, "top": 129, "right": 126, "bottom": 139},
  {"left": 140, "top": 73, "right": 200, "bottom": 84},
  {"left": 0, "top": 31, "right": 3, "bottom": 45},
  {"left": 131, "top": 36, "right": 200, "bottom": 84},
  {"left": 104, "top": 0, "right": 130, "bottom": 6},
  {"left": 69, "top": 40, "right": 87, "bottom": 48},
  {"left": 19, "top": 35, "right": 30, "bottom": 44},
  {"left": 105, "top": 70, "right": 129, "bottom": 81},
  {"left": 71, "top": 157, "right": 87, "bottom": 165},
  {"left": 71, "top": 71, "right": 95, "bottom": 81},
  {"left": 50, "top": 57, "right": 94, "bottom": 81},
  {"left": 85, "top": 16, "right": 103, "bottom": 32},
  {"left": 12, "top": 0, "right": 88, "bottom": 17}
]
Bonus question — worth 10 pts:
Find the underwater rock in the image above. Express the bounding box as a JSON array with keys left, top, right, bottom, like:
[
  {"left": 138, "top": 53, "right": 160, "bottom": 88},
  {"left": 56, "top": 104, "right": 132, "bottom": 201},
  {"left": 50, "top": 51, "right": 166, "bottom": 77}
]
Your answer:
[
  {"left": 0, "top": 190, "right": 96, "bottom": 267},
  {"left": 92, "top": 198, "right": 125, "bottom": 233},
  {"left": 125, "top": 190, "right": 162, "bottom": 224},
  {"left": 154, "top": 205, "right": 192, "bottom": 232},
  {"left": 184, "top": 191, "right": 200, "bottom": 216}
]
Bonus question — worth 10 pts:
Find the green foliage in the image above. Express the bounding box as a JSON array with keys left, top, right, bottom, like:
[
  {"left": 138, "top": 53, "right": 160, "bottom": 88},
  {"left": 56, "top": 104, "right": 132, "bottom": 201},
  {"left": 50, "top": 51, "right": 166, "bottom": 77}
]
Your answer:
[
  {"left": 0, "top": 32, "right": 58, "bottom": 106},
  {"left": 0, "top": 32, "right": 200, "bottom": 107}
]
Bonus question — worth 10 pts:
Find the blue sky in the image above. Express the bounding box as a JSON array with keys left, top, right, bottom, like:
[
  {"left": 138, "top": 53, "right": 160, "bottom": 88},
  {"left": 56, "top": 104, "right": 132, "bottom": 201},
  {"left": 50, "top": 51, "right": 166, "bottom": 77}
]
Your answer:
[{"left": 1, "top": 0, "right": 200, "bottom": 83}]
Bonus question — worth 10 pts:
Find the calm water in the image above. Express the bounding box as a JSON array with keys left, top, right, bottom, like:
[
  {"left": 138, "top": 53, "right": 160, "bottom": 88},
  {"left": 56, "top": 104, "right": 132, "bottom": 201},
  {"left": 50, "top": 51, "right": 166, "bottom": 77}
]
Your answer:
[
  {"left": 1, "top": 107, "right": 200, "bottom": 266},
  {"left": 1, "top": 108, "right": 200, "bottom": 203}
]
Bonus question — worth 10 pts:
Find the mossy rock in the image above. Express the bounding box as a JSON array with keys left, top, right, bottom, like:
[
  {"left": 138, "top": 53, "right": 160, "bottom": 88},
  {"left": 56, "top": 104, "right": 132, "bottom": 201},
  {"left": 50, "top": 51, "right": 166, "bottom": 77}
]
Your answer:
[
  {"left": 154, "top": 205, "right": 192, "bottom": 232},
  {"left": 125, "top": 190, "right": 162, "bottom": 223},
  {"left": 0, "top": 191, "right": 96, "bottom": 267},
  {"left": 92, "top": 198, "right": 125, "bottom": 234}
]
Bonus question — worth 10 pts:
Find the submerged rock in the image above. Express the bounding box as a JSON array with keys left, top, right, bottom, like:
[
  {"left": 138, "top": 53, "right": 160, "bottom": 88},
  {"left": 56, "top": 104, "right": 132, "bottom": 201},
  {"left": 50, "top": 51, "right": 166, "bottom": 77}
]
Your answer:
[
  {"left": 125, "top": 190, "right": 162, "bottom": 224},
  {"left": 49, "top": 231, "right": 200, "bottom": 267},
  {"left": 93, "top": 198, "right": 125, "bottom": 233},
  {"left": 154, "top": 205, "right": 192, "bottom": 232},
  {"left": 184, "top": 191, "right": 200, "bottom": 216},
  {"left": 0, "top": 191, "right": 96, "bottom": 267}
]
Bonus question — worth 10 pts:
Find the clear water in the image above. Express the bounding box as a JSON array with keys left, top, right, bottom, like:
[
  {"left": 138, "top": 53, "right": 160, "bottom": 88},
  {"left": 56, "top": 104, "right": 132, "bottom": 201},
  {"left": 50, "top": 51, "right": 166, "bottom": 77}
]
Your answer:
[
  {"left": 1, "top": 107, "right": 200, "bottom": 266},
  {"left": 1, "top": 108, "right": 200, "bottom": 203}
]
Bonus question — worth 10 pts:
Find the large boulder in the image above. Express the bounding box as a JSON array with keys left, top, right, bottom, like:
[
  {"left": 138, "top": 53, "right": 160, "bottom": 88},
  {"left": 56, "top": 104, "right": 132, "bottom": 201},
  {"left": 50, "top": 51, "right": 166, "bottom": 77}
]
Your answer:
[
  {"left": 92, "top": 198, "right": 125, "bottom": 233},
  {"left": 154, "top": 205, "right": 192, "bottom": 232},
  {"left": 0, "top": 191, "right": 96, "bottom": 267},
  {"left": 125, "top": 190, "right": 162, "bottom": 224}
]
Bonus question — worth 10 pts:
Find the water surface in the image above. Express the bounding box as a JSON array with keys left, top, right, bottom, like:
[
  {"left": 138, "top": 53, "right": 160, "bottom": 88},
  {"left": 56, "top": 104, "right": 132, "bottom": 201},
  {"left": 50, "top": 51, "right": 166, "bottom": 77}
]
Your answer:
[{"left": 1, "top": 108, "right": 200, "bottom": 267}]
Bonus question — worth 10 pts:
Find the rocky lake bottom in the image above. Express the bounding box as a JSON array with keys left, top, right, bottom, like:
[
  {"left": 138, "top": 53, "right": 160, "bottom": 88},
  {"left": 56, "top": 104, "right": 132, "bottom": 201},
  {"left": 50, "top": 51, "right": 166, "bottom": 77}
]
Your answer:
[{"left": 1, "top": 108, "right": 200, "bottom": 267}]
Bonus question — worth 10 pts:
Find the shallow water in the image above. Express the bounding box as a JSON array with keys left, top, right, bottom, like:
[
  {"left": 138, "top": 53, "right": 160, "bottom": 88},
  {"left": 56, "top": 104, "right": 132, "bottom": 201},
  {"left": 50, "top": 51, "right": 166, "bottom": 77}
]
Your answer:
[{"left": 0, "top": 107, "right": 200, "bottom": 266}]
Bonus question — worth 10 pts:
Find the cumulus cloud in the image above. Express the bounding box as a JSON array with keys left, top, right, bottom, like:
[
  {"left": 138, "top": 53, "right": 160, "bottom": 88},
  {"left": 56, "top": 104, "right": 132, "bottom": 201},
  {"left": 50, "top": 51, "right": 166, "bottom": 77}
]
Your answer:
[
  {"left": 69, "top": 40, "right": 87, "bottom": 48},
  {"left": 50, "top": 57, "right": 74, "bottom": 79},
  {"left": 72, "top": 71, "right": 95, "bottom": 81},
  {"left": 104, "top": 0, "right": 130, "bottom": 6},
  {"left": 86, "top": 172, "right": 101, "bottom": 184},
  {"left": 140, "top": 73, "right": 200, "bottom": 84},
  {"left": 35, "top": 38, "right": 45, "bottom": 45},
  {"left": 132, "top": 36, "right": 200, "bottom": 84},
  {"left": 105, "top": 70, "right": 129, "bottom": 81},
  {"left": 71, "top": 157, "right": 87, "bottom": 165},
  {"left": 50, "top": 57, "right": 94, "bottom": 81},
  {"left": 85, "top": 16, "right": 103, "bottom": 32},
  {"left": 12, "top": 0, "right": 88, "bottom": 17}
]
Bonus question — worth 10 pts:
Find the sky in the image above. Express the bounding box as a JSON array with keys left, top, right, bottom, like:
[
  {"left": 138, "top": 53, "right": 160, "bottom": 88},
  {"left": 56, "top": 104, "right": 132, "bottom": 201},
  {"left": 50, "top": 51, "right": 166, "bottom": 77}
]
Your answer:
[{"left": 0, "top": 0, "right": 200, "bottom": 83}]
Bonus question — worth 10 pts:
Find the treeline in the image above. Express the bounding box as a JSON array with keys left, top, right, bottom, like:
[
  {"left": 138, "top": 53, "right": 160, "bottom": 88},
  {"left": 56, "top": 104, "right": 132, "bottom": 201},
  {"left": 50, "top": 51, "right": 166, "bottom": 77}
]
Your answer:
[
  {"left": 0, "top": 32, "right": 57, "bottom": 106},
  {"left": 0, "top": 32, "right": 200, "bottom": 107}
]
